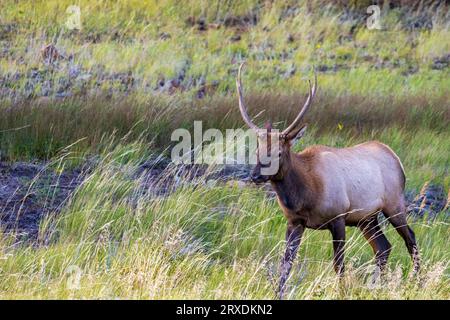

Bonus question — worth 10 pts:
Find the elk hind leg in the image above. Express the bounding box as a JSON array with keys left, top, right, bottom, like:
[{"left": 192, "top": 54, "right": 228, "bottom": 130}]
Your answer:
[
  {"left": 383, "top": 203, "right": 420, "bottom": 273},
  {"left": 359, "top": 216, "right": 392, "bottom": 272}
]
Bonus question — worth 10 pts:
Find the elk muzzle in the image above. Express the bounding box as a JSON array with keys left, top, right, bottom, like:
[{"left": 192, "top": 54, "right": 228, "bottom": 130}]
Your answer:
[{"left": 251, "top": 164, "right": 270, "bottom": 184}]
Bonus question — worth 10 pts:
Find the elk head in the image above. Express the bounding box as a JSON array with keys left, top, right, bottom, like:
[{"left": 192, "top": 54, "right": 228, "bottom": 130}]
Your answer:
[{"left": 236, "top": 62, "right": 317, "bottom": 183}]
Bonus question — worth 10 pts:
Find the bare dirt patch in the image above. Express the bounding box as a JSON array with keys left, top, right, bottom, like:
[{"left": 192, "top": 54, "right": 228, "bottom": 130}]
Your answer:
[{"left": 0, "top": 161, "right": 84, "bottom": 239}]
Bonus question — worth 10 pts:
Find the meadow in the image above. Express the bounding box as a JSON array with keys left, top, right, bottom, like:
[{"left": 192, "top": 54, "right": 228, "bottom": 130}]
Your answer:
[{"left": 0, "top": 0, "right": 449, "bottom": 299}]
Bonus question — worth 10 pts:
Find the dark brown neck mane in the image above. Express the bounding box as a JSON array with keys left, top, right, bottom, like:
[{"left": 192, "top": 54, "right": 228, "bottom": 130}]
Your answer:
[{"left": 270, "top": 151, "right": 321, "bottom": 212}]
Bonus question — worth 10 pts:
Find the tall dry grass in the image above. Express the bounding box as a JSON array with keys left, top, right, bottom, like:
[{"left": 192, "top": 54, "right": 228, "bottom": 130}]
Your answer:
[
  {"left": 0, "top": 142, "right": 448, "bottom": 299},
  {"left": 1, "top": 91, "right": 448, "bottom": 160}
]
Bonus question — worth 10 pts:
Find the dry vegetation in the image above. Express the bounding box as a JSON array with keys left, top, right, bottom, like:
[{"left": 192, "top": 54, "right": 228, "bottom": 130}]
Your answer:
[{"left": 0, "top": 0, "right": 448, "bottom": 299}]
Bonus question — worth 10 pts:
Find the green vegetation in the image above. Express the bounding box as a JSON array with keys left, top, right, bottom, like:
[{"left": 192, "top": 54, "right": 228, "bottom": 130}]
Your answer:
[
  {"left": 0, "top": 144, "right": 449, "bottom": 299},
  {"left": 0, "top": 1, "right": 448, "bottom": 299},
  {"left": 1, "top": 1, "right": 449, "bottom": 97}
]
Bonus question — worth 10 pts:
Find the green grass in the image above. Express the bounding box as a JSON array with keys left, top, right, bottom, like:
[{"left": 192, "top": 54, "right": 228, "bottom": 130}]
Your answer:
[
  {"left": 1, "top": 93, "right": 448, "bottom": 190},
  {"left": 0, "top": 1, "right": 449, "bottom": 98},
  {"left": 0, "top": 144, "right": 448, "bottom": 299},
  {"left": 0, "top": 1, "right": 448, "bottom": 299}
]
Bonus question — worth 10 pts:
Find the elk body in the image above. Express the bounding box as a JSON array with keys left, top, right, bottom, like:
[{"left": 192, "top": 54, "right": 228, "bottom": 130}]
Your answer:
[{"left": 236, "top": 63, "right": 420, "bottom": 298}]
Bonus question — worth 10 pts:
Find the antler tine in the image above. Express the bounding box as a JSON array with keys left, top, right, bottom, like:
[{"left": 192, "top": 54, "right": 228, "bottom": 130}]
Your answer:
[
  {"left": 236, "top": 62, "right": 259, "bottom": 130},
  {"left": 282, "top": 71, "right": 317, "bottom": 136}
]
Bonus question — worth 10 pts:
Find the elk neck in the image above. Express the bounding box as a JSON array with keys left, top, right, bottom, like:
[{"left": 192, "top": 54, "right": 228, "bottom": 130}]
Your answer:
[{"left": 269, "top": 150, "right": 319, "bottom": 213}]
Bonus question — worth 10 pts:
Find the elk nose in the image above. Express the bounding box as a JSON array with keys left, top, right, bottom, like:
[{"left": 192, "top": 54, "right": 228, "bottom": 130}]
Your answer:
[{"left": 251, "top": 173, "right": 264, "bottom": 183}]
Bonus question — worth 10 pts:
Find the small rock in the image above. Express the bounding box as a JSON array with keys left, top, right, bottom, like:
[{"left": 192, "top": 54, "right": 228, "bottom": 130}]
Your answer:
[
  {"left": 407, "top": 182, "right": 447, "bottom": 219},
  {"left": 401, "top": 65, "right": 419, "bottom": 76},
  {"left": 159, "top": 32, "right": 171, "bottom": 40},
  {"left": 431, "top": 54, "right": 450, "bottom": 70},
  {"left": 230, "top": 34, "right": 241, "bottom": 42},
  {"left": 286, "top": 34, "right": 295, "bottom": 43},
  {"left": 197, "top": 18, "right": 207, "bottom": 31},
  {"left": 317, "top": 64, "right": 330, "bottom": 72},
  {"left": 68, "top": 64, "right": 81, "bottom": 78},
  {"left": 40, "top": 43, "right": 66, "bottom": 64},
  {"left": 55, "top": 91, "right": 71, "bottom": 98}
]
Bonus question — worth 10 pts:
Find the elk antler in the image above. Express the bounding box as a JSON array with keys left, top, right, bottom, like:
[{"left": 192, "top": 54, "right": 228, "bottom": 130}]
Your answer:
[
  {"left": 282, "top": 71, "right": 317, "bottom": 137},
  {"left": 236, "top": 62, "right": 259, "bottom": 130}
]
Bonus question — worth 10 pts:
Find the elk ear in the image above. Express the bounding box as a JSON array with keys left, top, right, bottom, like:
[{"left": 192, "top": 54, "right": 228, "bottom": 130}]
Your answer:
[{"left": 286, "top": 124, "right": 307, "bottom": 145}]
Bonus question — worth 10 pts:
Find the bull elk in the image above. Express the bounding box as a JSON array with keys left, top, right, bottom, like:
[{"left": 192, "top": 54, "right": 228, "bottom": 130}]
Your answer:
[{"left": 236, "top": 63, "right": 420, "bottom": 298}]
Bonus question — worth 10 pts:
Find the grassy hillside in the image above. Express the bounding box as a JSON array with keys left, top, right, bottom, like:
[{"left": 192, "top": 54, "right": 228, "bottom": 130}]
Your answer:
[
  {"left": 1, "top": 1, "right": 449, "bottom": 97},
  {"left": 0, "top": 1, "right": 449, "bottom": 299}
]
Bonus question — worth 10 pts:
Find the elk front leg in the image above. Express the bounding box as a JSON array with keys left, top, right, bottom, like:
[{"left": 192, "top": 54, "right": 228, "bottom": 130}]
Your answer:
[
  {"left": 278, "top": 220, "right": 305, "bottom": 299},
  {"left": 328, "top": 217, "right": 346, "bottom": 275}
]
